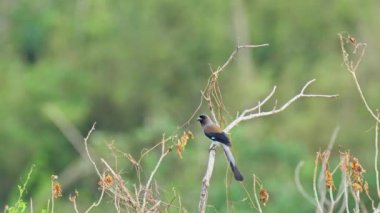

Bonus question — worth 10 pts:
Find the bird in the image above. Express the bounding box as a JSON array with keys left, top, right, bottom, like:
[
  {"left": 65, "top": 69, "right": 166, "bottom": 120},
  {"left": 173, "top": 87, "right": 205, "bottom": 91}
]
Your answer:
[{"left": 197, "top": 114, "right": 244, "bottom": 181}]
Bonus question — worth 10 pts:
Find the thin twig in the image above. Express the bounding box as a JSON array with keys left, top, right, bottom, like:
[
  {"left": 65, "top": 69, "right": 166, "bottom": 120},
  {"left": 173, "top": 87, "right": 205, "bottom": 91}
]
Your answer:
[
  {"left": 215, "top": 44, "right": 269, "bottom": 75},
  {"left": 328, "top": 187, "right": 335, "bottom": 213},
  {"left": 294, "top": 161, "right": 316, "bottom": 206},
  {"left": 224, "top": 79, "right": 338, "bottom": 132},
  {"left": 375, "top": 113, "right": 380, "bottom": 198},
  {"left": 253, "top": 175, "right": 263, "bottom": 213},
  {"left": 179, "top": 95, "right": 204, "bottom": 129},
  {"left": 177, "top": 190, "right": 183, "bottom": 213},
  {"left": 338, "top": 33, "right": 379, "bottom": 123},
  {"left": 70, "top": 194, "right": 80, "bottom": 213},
  {"left": 202, "top": 43, "right": 270, "bottom": 126},
  {"left": 139, "top": 141, "right": 163, "bottom": 164},
  {"left": 313, "top": 153, "right": 324, "bottom": 213},
  {"left": 84, "top": 184, "right": 106, "bottom": 213},
  {"left": 364, "top": 182, "right": 376, "bottom": 212},
  {"left": 240, "top": 183, "right": 256, "bottom": 209},
  {"left": 319, "top": 127, "right": 340, "bottom": 210},
  {"left": 318, "top": 151, "right": 330, "bottom": 207},
  {"left": 148, "top": 201, "right": 161, "bottom": 212},
  {"left": 84, "top": 122, "right": 101, "bottom": 178},
  {"left": 351, "top": 190, "right": 360, "bottom": 213},
  {"left": 100, "top": 158, "right": 137, "bottom": 208},
  {"left": 334, "top": 182, "right": 346, "bottom": 209},
  {"left": 245, "top": 86, "right": 277, "bottom": 115},
  {"left": 73, "top": 200, "right": 80, "bottom": 213},
  {"left": 114, "top": 190, "right": 120, "bottom": 213},
  {"left": 142, "top": 137, "right": 169, "bottom": 211},
  {"left": 51, "top": 179, "right": 54, "bottom": 213},
  {"left": 351, "top": 71, "right": 379, "bottom": 123},
  {"left": 341, "top": 154, "right": 350, "bottom": 213}
]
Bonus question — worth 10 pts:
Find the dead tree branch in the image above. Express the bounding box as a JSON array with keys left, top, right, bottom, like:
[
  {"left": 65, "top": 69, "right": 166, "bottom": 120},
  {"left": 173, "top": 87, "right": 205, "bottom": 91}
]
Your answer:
[
  {"left": 338, "top": 33, "right": 379, "bottom": 123},
  {"left": 142, "top": 137, "right": 170, "bottom": 210},
  {"left": 224, "top": 79, "right": 338, "bottom": 132},
  {"left": 199, "top": 44, "right": 269, "bottom": 212},
  {"left": 339, "top": 33, "right": 380, "bottom": 211},
  {"left": 198, "top": 43, "right": 338, "bottom": 212}
]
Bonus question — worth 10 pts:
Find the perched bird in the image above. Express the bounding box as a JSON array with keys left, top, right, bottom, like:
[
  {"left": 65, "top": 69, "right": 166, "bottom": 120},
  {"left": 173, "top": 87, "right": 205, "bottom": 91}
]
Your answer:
[{"left": 197, "top": 114, "right": 244, "bottom": 181}]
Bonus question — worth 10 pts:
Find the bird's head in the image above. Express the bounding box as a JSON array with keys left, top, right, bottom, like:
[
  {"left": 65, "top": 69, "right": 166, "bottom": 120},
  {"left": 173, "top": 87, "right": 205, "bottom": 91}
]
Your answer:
[{"left": 197, "top": 114, "right": 210, "bottom": 125}]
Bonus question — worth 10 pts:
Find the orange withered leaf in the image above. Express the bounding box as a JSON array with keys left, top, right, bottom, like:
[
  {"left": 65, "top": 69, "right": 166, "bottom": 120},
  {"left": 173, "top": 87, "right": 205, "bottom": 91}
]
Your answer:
[
  {"left": 98, "top": 174, "right": 113, "bottom": 189},
  {"left": 259, "top": 187, "right": 269, "bottom": 206},
  {"left": 176, "top": 131, "right": 193, "bottom": 159},
  {"left": 325, "top": 169, "right": 335, "bottom": 190},
  {"left": 52, "top": 182, "right": 62, "bottom": 199}
]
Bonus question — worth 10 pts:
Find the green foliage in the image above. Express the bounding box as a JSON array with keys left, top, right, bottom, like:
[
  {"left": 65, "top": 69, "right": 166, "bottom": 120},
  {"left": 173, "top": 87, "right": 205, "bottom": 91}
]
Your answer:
[
  {"left": 1, "top": 0, "right": 380, "bottom": 211},
  {"left": 6, "top": 165, "right": 34, "bottom": 213}
]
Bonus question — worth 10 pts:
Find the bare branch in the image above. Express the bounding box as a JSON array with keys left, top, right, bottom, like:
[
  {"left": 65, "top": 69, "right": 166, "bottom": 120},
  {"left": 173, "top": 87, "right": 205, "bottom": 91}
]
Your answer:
[
  {"left": 253, "top": 175, "right": 263, "bottom": 213},
  {"left": 100, "top": 158, "right": 137, "bottom": 209},
  {"left": 296, "top": 127, "right": 343, "bottom": 213},
  {"left": 351, "top": 190, "right": 360, "bottom": 213},
  {"left": 84, "top": 183, "right": 106, "bottom": 213},
  {"left": 70, "top": 195, "right": 80, "bottom": 213},
  {"left": 328, "top": 187, "right": 335, "bottom": 213},
  {"left": 224, "top": 79, "right": 338, "bottom": 132},
  {"left": 179, "top": 95, "right": 204, "bottom": 129},
  {"left": 375, "top": 113, "right": 380, "bottom": 198},
  {"left": 318, "top": 127, "right": 340, "bottom": 210},
  {"left": 198, "top": 44, "right": 270, "bottom": 211},
  {"left": 295, "top": 161, "right": 316, "bottom": 206},
  {"left": 199, "top": 144, "right": 217, "bottom": 213},
  {"left": 148, "top": 201, "right": 161, "bottom": 212},
  {"left": 240, "top": 181, "right": 256, "bottom": 210},
  {"left": 341, "top": 154, "right": 350, "bottom": 213},
  {"left": 201, "top": 43, "right": 270, "bottom": 126},
  {"left": 215, "top": 44, "right": 269, "bottom": 75},
  {"left": 84, "top": 122, "right": 102, "bottom": 178},
  {"left": 197, "top": 40, "right": 338, "bottom": 211},
  {"left": 338, "top": 33, "right": 379, "bottom": 123},
  {"left": 142, "top": 137, "right": 170, "bottom": 211},
  {"left": 244, "top": 86, "right": 277, "bottom": 115},
  {"left": 313, "top": 153, "right": 324, "bottom": 213},
  {"left": 337, "top": 33, "right": 380, "bottom": 213},
  {"left": 51, "top": 181, "right": 54, "bottom": 213}
]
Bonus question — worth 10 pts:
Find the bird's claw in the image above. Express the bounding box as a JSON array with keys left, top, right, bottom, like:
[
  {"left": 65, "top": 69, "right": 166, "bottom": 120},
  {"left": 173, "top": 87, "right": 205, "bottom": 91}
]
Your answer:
[{"left": 209, "top": 143, "right": 217, "bottom": 152}]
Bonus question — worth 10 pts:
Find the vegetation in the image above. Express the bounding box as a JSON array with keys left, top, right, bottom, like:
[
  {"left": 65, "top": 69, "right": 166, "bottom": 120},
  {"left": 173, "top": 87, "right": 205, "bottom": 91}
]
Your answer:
[{"left": 2, "top": 0, "right": 380, "bottom": 212}]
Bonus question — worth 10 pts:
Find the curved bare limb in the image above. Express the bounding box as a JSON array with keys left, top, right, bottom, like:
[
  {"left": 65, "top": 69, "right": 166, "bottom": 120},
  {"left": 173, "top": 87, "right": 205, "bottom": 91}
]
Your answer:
[{"left": 198, "top": 43, "right": 338, "bottom": 212}]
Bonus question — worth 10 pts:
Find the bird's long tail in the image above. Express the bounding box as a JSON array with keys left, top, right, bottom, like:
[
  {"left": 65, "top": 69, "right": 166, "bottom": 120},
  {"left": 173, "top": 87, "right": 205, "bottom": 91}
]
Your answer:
[{"left": 221, "top": 144, "right": 244, "bottom": 181}]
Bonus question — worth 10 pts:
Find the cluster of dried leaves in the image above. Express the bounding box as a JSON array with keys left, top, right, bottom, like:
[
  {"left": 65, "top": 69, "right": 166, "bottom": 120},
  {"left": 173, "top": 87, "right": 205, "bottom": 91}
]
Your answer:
[
  {"left": 51, "top": 175, "right": 62, "bottom": 199},
  {"left": 175, "top": 131, "right": 194, "bottom": 159},
  {"left": 23, "top": 36, "right": 368, "bottom": 213},
  {"left": 318, "top": 150, "right": 367, "bottom": 193}
]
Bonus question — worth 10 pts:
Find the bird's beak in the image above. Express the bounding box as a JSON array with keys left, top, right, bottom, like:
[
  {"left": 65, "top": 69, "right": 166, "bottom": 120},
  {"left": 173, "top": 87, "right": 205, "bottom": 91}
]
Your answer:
[{"left": 197, "top": 117, "right": 201, "bottom": 121}]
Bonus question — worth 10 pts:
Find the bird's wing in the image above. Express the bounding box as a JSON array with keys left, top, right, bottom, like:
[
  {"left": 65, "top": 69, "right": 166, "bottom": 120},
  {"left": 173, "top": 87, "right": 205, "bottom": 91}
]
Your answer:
[{"left": 205, "top": 132, "right": 231, "bottom": 146}]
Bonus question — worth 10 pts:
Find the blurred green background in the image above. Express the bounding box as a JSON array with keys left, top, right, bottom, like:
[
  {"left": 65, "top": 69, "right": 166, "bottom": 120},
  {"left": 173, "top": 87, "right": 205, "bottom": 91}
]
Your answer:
[{"left": 1, "top": 0, "right": 380, "bottom": 212}]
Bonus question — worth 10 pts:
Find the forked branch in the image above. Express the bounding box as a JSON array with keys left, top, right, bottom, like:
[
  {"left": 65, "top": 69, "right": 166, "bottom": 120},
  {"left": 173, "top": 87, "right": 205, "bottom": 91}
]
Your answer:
[
  {"left": 198, "top": 44, "right": 338, "bottom": 212},
  {"left": 338, "top": 33, "right": 379, "bottom": 123},
  {"left": 224, "top": 79, "right": 338, "bottom": 132}
]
